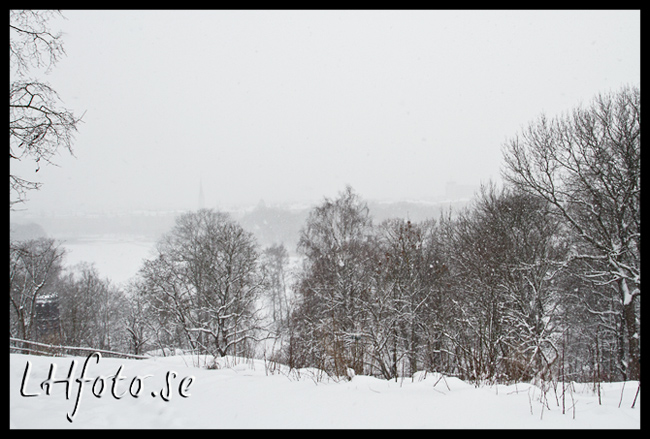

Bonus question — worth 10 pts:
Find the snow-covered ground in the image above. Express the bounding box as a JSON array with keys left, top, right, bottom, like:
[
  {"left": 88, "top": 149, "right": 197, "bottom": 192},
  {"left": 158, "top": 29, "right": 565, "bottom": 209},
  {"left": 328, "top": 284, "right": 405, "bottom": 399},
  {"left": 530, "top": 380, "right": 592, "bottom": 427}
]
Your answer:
[{"left": 10, "top": 352, "right": 640, "bottom": 429}]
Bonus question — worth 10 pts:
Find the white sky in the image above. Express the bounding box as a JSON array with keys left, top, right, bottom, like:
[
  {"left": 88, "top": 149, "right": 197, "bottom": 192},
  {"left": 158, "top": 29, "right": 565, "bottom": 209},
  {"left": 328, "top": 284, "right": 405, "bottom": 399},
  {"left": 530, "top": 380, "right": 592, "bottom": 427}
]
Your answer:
[{"left": 10, "top": 9, "right": 641, "bottom": 215}]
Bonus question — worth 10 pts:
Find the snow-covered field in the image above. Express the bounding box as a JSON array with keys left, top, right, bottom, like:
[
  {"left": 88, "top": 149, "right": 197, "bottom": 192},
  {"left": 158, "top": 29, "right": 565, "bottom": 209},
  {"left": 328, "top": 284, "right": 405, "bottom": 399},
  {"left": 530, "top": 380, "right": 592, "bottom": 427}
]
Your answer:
[
  {"left": 60, "top": 236, "right": 157, "bottom": 286},
  {"left": 10, "top": 352, "right": 640, "bottom": 429}
]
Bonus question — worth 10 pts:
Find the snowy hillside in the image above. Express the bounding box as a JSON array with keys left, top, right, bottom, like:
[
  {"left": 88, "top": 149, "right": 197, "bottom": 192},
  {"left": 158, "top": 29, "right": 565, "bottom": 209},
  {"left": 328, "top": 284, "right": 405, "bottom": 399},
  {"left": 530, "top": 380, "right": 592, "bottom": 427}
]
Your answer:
[{"left": 10, "top": 353, "right": 640, "bottom": 429}]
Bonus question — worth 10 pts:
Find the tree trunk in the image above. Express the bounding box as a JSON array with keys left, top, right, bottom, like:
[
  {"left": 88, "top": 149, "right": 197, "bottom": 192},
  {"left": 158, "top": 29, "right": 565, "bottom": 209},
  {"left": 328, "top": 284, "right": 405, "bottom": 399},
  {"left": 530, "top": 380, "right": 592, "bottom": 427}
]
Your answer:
[{"left": 621, "top": 290, "right": 640, "bottom": 380}]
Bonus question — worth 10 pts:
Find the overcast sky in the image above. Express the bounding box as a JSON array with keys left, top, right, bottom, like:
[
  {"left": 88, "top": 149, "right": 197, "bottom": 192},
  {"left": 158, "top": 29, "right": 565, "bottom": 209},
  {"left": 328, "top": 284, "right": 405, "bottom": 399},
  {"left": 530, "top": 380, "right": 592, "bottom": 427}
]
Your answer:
[{"left": 11, "top": 9, "right": 641, "bottom": 215}]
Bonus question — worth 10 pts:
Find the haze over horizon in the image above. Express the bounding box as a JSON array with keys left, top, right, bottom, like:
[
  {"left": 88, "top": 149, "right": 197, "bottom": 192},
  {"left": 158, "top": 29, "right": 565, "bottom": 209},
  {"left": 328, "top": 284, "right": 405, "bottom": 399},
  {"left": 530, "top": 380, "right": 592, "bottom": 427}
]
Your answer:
[{"left": 10, "top": 10, "right": 640, "bottom": 218}]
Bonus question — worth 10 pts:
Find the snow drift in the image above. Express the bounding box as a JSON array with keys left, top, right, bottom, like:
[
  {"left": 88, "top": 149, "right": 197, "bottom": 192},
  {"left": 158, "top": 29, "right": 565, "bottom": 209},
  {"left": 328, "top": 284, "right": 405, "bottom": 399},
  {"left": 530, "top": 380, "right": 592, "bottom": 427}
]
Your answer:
[{"left": 10, "top": 352, "right": 640, "bottom": 429}]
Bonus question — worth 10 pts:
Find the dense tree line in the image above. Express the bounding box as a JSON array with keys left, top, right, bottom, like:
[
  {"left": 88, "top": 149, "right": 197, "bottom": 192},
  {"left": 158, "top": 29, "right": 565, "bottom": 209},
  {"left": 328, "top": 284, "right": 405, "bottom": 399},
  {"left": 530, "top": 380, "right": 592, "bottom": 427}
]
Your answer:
[
  {"left": 281, "top": 86, "right": 640, "bottom": 383},
  {"left": 10, "top": 86, "right": 639, "bottom": 384},
  {"left": 283, "top": 178, "right": 637, "bottom": 383}
]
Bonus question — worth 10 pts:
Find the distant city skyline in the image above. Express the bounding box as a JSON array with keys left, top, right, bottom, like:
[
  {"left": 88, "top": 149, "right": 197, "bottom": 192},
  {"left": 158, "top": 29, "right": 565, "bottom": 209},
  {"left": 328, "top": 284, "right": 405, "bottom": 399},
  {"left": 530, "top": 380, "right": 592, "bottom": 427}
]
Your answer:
[{"left": 10, "top": 10, "right": 640, "bottom": 217}]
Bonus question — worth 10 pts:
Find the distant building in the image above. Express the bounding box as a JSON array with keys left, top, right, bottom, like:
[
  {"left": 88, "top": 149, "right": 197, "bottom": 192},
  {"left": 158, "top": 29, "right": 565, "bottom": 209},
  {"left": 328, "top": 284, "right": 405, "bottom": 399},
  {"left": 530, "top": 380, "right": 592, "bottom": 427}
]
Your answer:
[{"left": 34, "top": 293, "right": 62, "bottom": 343}]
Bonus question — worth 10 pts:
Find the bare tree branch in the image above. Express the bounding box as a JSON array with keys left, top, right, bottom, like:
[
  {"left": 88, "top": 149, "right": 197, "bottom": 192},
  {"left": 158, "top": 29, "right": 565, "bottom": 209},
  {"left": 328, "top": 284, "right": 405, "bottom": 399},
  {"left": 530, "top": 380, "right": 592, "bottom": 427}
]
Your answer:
[{"left": 9, "top": 10, "right": 82, "bottom": 209}]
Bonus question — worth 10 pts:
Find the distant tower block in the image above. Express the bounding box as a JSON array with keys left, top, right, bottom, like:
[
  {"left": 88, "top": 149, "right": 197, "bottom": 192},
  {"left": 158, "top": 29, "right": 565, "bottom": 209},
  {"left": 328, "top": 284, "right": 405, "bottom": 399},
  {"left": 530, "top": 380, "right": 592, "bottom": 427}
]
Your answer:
[{"left": 199, "top": 179, "right": 205, "bottom": 209}]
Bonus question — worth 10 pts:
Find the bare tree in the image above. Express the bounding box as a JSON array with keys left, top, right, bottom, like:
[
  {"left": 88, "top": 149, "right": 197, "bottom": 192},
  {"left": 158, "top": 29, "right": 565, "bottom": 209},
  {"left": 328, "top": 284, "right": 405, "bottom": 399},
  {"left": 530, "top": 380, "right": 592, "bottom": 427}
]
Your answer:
[
  {"left": 10, "top": 10, "right": 66, "bottom": 75},
  {"left": 10, "top": 237, "right": 65, "bottom": 342},
  {"left": 123, "top": 281, "right": 154, "bottom": 355},
  {"left": 56, "top": 263, "right": 128, "bottom": 351},
  {"left": 292, "top": 186, "right": 375, "bottom": 376},
  {"left": 438, "top": 183, "right": 571, "bottom": 384},
  {"left": 137, "top": 209, "right": 266, "bottom": 358},
  {"left": 10, "top": 10, "right": 82, "bottom": 209},
  {"left": 260, "top": 243, "right": 291, "bottom": 328},
  {"left": 502, "top": 86, "right": 640, "bottom": 380},
  {"left": 370, "top": 218, "right": 445, "bottom": 379}
]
